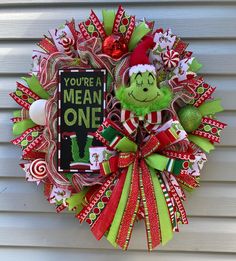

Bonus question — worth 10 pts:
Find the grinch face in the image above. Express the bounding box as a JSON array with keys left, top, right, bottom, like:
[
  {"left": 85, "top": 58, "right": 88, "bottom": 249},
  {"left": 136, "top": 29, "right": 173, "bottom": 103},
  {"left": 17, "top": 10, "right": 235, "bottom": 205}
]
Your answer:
[
  {"left": 122, "top": 71, "right": 164, "bottom": 106},
  {"left": 116, "top": 70, "right": 173, "bottom": 116}
]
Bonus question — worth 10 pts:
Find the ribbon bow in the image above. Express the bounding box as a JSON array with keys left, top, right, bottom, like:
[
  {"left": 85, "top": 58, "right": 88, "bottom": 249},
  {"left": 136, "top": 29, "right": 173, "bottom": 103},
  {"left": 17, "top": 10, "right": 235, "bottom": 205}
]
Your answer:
[
  {"left": 98, "top": 134, "right": 189, "bottom": 250},
  {"left": 77, "top": 119, "right": 195, "bottom": 250},
  {"left": 121, "top": 109, "right": 162, "bottom": 135}
]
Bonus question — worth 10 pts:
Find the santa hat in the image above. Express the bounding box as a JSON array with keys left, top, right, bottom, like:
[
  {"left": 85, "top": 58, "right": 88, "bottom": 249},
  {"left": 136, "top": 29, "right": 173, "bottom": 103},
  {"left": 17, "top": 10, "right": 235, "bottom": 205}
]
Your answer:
[{"left": 129, "top": 36, "right": 156, "bottom": 76}]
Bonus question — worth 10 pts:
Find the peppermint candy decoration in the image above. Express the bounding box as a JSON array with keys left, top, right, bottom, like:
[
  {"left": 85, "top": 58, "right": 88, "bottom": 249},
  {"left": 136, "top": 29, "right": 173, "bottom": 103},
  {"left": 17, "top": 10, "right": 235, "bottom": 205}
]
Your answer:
[
  {"left": 29, "top": 159, "right": 48, "bottom": 180},
  {"left": 161, "top": 49, "right": 180, "bottom": 70},
  {"left": 61, "top": 37, "right": 76, "bottom": 58}
]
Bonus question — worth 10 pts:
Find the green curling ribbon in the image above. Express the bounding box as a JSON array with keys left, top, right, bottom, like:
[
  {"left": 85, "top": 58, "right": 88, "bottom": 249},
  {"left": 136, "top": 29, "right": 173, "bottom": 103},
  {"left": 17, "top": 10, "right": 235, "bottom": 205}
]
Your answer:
[
  {"left": 106, "top": 165, "right": 133, "bottom": 247},
  {"left": 66, "top": 188, "right": 89, "bottom": 214},
  {"left": 102, "top": 9, "right": 116, "bottom": 35},
  {"left": 150, "top": 168, "right": 173, "bottom": 245},
  {"left": 188, "top": 134, "right": 215, "bottom": 153},
  {"left": 13, "top": 119, "right": 36, "bottom": 136},
  {"left": 198, "top": 98, "right": 223, "bottom": 117},
  {"left": 128, "top": 22, "right": 150, "bottom": 51},
  {"left": 22, "top": 75, "right": 50, "bottom": 99}
]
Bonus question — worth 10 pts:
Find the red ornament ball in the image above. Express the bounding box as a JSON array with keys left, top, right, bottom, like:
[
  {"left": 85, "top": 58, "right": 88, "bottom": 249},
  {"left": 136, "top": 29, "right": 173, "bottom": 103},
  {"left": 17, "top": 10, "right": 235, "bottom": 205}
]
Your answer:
[{"left": 102, "top": 33, "right": 128, "bottom": 59}]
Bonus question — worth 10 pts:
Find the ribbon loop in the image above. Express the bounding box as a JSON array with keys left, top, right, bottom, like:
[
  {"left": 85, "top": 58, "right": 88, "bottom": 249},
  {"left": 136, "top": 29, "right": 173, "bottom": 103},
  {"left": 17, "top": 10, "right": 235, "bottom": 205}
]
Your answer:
[
  {"left": 118, "top": 152, "right": 136, "bottom": 168},
  {"left": 121, "top": 109, "right": 162, "bottom": 135}
]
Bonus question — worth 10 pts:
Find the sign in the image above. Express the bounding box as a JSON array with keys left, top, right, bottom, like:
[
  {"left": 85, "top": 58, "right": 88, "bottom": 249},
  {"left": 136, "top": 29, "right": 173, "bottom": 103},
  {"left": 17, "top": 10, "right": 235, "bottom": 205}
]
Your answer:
[{"left": 57, "top": 69, "right": 106, "bottom": 173}]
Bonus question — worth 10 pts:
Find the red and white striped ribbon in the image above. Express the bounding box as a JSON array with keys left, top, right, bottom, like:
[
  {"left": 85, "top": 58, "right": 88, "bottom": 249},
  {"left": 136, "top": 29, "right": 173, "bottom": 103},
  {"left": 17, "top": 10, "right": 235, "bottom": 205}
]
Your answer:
[{"left": 121, "top": 109, "right": 162, "bottom": 135}]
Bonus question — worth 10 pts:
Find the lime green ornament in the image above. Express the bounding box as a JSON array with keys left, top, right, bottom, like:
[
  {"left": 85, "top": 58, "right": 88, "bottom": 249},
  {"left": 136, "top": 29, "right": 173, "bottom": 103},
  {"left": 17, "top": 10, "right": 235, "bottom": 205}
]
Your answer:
[{"left": 178, "top": 105, "right": 202, "bottom": 132}]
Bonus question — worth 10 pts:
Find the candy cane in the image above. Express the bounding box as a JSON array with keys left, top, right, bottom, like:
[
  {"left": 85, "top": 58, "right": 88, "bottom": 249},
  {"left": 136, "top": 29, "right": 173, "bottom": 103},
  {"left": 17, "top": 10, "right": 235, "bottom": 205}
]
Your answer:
[{"left": 61, "top": 37, "right": 76, "bottom": 58}]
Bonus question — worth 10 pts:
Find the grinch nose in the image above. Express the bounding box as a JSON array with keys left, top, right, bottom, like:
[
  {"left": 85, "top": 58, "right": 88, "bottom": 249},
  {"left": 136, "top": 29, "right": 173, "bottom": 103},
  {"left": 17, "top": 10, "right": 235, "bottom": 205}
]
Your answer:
[{"left": 143, "top": 88, "right": 148, "bottom": 92}]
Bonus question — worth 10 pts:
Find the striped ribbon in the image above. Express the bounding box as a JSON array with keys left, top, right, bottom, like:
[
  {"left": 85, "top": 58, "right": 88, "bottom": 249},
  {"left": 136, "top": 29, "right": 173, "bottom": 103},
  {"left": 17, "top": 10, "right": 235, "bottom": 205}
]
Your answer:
[{"left": 121, "top": 109, "right": 162, "bottom": 135}]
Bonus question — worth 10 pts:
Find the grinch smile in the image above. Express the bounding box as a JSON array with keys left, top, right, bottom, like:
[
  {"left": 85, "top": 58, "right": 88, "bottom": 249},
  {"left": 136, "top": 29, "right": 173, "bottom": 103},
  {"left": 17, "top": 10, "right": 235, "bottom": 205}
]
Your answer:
[{"left": 128, "top": 91, "right": 159, "bottom": 103}]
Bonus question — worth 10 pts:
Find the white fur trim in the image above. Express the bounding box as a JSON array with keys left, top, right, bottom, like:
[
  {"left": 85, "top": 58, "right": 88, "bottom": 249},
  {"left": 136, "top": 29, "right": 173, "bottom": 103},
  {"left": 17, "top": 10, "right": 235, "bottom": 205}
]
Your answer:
[{"left": 129, "top": 64, "right": 156, "bottom": 76}]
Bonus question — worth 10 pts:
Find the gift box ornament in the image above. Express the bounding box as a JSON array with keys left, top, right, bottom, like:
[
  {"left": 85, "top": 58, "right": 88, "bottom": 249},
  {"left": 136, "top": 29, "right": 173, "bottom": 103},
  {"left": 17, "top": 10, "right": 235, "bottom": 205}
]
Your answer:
[{"left": 9, "top": 6, "right": 226, "bottom": 250}]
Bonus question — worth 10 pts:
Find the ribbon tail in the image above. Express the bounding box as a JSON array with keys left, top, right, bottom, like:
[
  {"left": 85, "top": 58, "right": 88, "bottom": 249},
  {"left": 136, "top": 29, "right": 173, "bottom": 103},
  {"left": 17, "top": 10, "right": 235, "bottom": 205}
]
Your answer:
[
  {"left": 116, "top": 158, "right": 140, "bottom": 250},
  {"left": 167, "top": 176, "right": 188, "bottom": 225},
  {"left": 12, "top": 119, "right": 36, "bottom": 136},
  {"left": 149, "top": 168, "right": 173, "bottom": 245},
  {"left": 188, "top": 134, "right": 215, "bottom": 153},
  {"left": 128, "top": 21, "right": 151, "bottom": 51},
  {"left": 106, "top": 164, "right": 133, "bottom": 247},
  {"left": 160, "top": 172, "right": 178, "bottom": 231},
  {"left": 91, "top": 169, "right": 127, "bottom": 240},
  {"left": 198, "top": 98, "right": 224, "bottom": 116},
  {"left": 139, "top": 160, "right": 161, "bottom": 251},
  {"left": 77, "top": 173, "right": 116, "bottom": 223},
  {"left": 102, "top": 9, "right": 116, "bottom": 35},
  {"left": 22, "top": 74, "right": 50, "bottom": 99}
]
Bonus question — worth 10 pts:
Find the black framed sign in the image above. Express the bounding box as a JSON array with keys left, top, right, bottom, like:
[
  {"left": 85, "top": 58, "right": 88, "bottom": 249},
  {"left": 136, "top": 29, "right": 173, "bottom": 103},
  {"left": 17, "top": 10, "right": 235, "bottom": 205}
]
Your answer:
[{"left": 57, "top": 68, "right": 106, "bottom": 173}]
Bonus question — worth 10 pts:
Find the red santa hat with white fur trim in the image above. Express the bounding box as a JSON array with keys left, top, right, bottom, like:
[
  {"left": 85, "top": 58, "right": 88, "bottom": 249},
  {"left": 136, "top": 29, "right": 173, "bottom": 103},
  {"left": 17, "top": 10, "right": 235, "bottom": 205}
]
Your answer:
[{"left": 129, "top": 36, "right": 156, "bottom": 76}]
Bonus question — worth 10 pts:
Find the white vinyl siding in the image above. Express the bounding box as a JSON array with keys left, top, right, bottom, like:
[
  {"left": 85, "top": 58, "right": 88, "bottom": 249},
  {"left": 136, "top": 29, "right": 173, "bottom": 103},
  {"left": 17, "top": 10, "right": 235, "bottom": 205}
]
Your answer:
[{"left": 0, "top": 1, "right": 236, "bottom": 260}]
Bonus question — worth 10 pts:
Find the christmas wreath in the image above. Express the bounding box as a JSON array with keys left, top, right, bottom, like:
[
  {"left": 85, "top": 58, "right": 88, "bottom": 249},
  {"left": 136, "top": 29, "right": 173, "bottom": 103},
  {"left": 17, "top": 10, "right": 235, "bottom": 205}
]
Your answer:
[{"left": 10, "top": 6, "right": 226, "bottom": 251}]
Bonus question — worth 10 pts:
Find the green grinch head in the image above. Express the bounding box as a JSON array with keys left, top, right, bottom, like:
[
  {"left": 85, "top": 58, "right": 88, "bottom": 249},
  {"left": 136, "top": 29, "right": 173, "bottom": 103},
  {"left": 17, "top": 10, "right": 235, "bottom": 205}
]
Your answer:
[
  {"left": 116, "top": 71, "right": 173, "bottom": 116},
  {"left": 116, "top": 35, "right": 173, "bottom": 116}
]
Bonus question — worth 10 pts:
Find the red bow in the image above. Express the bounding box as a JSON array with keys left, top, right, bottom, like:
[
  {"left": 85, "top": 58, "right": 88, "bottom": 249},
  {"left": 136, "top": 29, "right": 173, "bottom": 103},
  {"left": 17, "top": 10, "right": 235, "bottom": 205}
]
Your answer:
[
  {"left": 121, "top": 109, "right": 162, "bottom": 135},
  {"left": 95, "top": 136, "right": 162, "bottom": 250},
  {"left": 77, "top": 119, "right": 194, "bottom": 251}
]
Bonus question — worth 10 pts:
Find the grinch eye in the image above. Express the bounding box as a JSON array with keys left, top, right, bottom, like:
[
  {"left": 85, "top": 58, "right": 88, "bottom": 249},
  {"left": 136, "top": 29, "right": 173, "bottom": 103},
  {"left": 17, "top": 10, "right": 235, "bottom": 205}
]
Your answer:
[
  {"left": 137, "top": 81, "right": 143, "bottom": 87},
  {"left": 135, "top": 73, "right": 143, "bottom": 86},
  {"left": 148, "top": 73, "right": 155, "bottom": 85}
]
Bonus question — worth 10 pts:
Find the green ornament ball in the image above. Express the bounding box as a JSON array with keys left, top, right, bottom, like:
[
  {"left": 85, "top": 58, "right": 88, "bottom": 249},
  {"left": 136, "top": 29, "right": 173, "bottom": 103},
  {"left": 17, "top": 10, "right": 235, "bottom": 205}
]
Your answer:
[{"left": 178, "top": 105, "right": 202, "bottom": 132}]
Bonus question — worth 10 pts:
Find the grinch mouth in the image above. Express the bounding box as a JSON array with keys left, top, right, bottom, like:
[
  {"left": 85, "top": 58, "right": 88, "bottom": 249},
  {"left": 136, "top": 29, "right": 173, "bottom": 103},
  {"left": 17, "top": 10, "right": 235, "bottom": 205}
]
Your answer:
[{"left": 128, "top": 91, "right": 159, "bottom": 103}]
